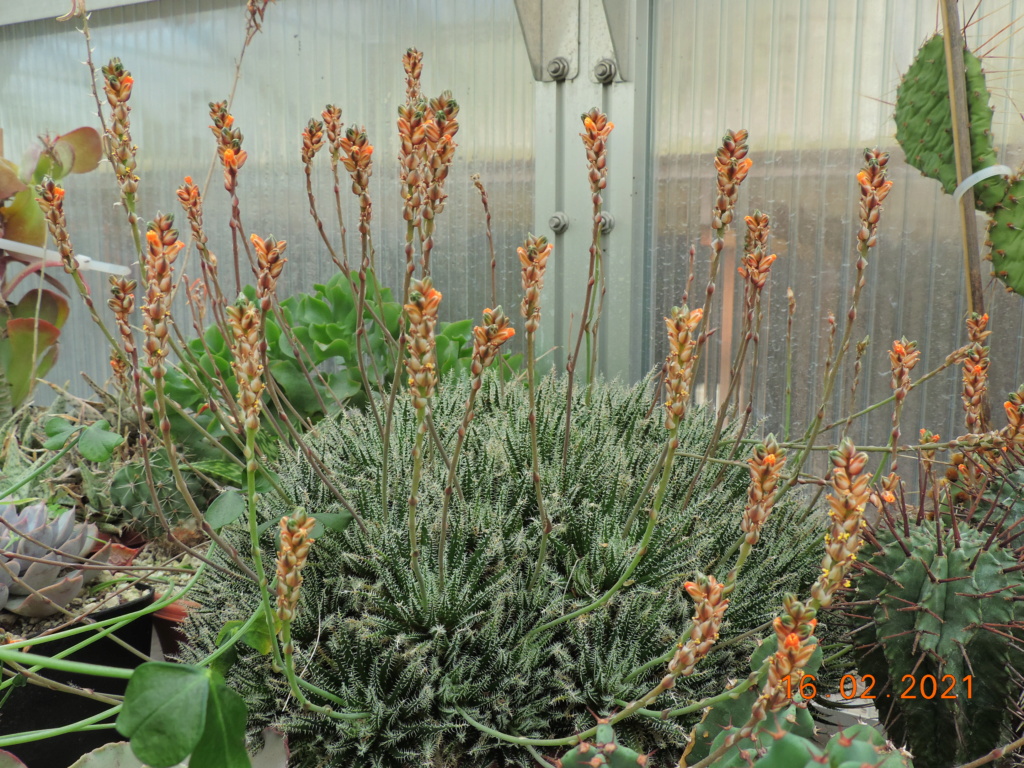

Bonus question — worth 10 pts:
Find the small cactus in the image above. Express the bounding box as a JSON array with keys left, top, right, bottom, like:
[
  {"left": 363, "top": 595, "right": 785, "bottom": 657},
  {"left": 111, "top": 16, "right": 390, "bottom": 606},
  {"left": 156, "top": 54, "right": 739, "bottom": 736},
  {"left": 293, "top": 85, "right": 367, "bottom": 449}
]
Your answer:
[
  {"left": 846, "top": 496, "right": 1024, "bottom": 767},
  {"left": 0, "top": 501, "right": 112, "bottom": 617},
  {"left": 752, "top": 725, "right": 913, "bottom": 768},
  {"left": 549, "top": 718, "right": 651, "bottom": 767}
]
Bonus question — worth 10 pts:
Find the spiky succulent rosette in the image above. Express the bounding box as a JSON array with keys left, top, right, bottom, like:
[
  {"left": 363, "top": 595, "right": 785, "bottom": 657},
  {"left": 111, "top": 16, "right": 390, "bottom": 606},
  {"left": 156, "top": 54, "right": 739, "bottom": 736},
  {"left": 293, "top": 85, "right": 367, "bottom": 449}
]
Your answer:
[{"left": 181, "top": 372, "right": 826, "bottom": 768}]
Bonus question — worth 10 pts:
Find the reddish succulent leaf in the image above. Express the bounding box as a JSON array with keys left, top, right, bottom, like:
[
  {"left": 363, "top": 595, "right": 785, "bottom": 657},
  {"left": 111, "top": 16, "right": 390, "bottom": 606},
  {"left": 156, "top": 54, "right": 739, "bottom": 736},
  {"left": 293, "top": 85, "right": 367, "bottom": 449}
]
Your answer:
[
  {"left": 1, "top": 257, "right": 71, "bottom": 301},
  {"left": 0, "top": 188, "right": 45, "bottom": 247},
  {"left": 0, "top": 159, "right": 26, "bottom": 201},
  {"left": 3, "top": 317, "right": 61, "bottom": 407},
  {"left": 55, "top": 127, "right": 103, "bottom": 174},
  {"left": 153, "top": 598, "right": 199, "bottom": 623},
  {"left": 11, "top": 288, "right": 70, "bottom": 329}
]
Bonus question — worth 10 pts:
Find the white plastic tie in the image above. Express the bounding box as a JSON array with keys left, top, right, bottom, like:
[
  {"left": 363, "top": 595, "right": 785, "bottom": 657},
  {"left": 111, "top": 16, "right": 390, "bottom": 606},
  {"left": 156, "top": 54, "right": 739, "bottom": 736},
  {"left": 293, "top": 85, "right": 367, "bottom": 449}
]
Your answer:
[
  {"left": 953, "top": 165, "right": 1013, "bottom": 205},
  {"left": 0, "top": 237, "right": 131, "bottom": 276}
]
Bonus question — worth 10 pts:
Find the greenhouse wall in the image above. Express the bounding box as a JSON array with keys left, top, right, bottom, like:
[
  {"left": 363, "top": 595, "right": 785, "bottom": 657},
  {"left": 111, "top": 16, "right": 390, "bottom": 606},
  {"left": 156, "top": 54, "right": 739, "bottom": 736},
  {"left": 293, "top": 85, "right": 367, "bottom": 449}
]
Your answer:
[{"left": 2, "top": 0, "right": 1023, "bottom": 448}]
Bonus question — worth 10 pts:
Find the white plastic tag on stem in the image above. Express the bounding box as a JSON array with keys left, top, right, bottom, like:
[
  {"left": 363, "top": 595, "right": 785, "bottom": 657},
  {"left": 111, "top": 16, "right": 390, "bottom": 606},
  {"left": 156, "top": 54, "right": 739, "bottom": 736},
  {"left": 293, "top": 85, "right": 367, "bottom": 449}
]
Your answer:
[
  {"left": 0, "top": 236, "right": 131, "bottom": 276},
  {"left": 953, "top": 165, "right": 1014, "bottom": 204}
]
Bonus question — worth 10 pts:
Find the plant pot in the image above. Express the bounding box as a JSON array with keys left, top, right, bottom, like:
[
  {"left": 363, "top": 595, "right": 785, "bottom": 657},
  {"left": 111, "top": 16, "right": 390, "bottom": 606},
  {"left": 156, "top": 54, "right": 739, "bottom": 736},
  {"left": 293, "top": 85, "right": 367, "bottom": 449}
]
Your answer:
[{"left": 0, "top": 586, "right": 154, "bottom": 768}]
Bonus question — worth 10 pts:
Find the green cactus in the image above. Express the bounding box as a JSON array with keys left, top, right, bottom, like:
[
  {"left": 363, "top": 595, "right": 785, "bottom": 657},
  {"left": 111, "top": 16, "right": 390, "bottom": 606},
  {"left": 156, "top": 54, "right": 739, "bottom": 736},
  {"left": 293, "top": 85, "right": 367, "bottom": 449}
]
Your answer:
[
  {"left": 894, "top": 34, "right": 1006, "bottom": 212},
  {"left": 752, "top": 725, "right": 912, "bottom": 768},
  {"left": 550, "top": 717, "right": 652, "bottom": 767},
  {"left": 846, "top": 503, "right": 1024, "bottom": 768},
  {"left": 894, "top": 33, "right": 1024, "bottom": 296},
  {"left": 0, "top": 501, "right": 114, "bottom": 617},
  {"left": 107, "top": 448, "right": 210, "bottom": 539}
]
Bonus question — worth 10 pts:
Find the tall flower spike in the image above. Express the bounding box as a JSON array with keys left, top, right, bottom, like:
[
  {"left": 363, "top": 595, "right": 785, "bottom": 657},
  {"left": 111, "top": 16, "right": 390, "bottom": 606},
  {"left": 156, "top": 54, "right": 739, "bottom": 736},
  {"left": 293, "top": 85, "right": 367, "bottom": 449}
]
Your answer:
[
  {"left": 275, "top": 507, "right": 316, "bottom": 632},
  {"left": 340, "top": 126, "right": 374, "bottom": 232},
  {"left": 663, "top": 306, "right": 703, "bottom": 430},
  {"left": 885, "top": 337, "right": 920, "bottom": 493},
  {"left": 856, "top": 148, "right": 892, "bottom": 250},
  {"left": 962, "top": 312, "right": 991, "bottom": 433},
  {"left": 742, "top": 435, "right": 786, "bottom": 545},
  {"left": 36, "top": 179, "right": 76, "bottom": 274},
  {"left": 403, "top": 48, "right": 424, "bottom": 104},
  {"left": 251, "top": 234, "right": 288, "bottom": 313},
  {"left": 713, "top": 129, "right": 752, "bottom": 230},
  {"left": 669, "top": 575, "right": 729, "bottom": 678},
  {"left": 210, "top": 101, "right": 248, "bottom": 191},
  {"left": 226, "top": 298, "right": 265, "bottom": 433},
  {"left": 101, "top": 58, "right": 138, "bottom": 196},
  {"left": 141, "top": 215, "right": 183, "bottom": 380},
  {"left": 519, "top": 234, "right": 553, "bottom": 334},
  {"left": 404, "top": 277, "right": 442, "bottom": 411},
  {"left": 811, "top": 439, "right": 871, "bottom": 608},
  {"left": 322, "top": 105, "right": 344, "bottom": 169},
  {"left": 301, "top": 118, "right": 325, "bottom": 166},
  {"left": 738, "top": 211, "right": 776, "bottom": 291},
  {"left": 580, "top": 108, "right": 614, "bottom": 200},
  {"left": 108, "top": 276, "right": 137, "bottom": 392},
  {"left": 764, "top": 595, "right": 818, "bottom": 712}
]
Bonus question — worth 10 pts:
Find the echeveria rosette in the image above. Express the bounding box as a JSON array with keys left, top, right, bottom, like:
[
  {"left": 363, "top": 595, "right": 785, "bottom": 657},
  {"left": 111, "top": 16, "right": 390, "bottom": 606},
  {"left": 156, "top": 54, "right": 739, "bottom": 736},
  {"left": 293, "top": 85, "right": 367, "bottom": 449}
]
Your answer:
[{"left": 0, "top": 502, "right": 106, "bottom": 617}]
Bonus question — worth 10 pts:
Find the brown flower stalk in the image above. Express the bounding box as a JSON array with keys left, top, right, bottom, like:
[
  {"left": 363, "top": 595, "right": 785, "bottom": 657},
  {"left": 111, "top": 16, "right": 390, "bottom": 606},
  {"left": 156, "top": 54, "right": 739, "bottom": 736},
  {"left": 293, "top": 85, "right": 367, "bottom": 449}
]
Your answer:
[
  {"left": 275, "top": 507, "right": 316, "bottom": 633},
  {"left": 519, "top": 235, "right": 554, "bottom": 591},
  {"left": 404, "top": 277, "right": 442, "bottom": 603},
  {"left": 963, "top": 312, "right": 991, "bottom": 433},
  {"left": 884, "top": 337, "right": 920, "bottom": 488},
  {"left": 784, "top": 150, "right": 892, "bottom": 499},
  {"left": 107, "top": 276, "right": 137, "bottom": 393},
  {"left": 176, "top": 175, "right": 229, "bottom": 319},
  {"left": 741, "top": 436, "right": 786, "bottom": 546},
  {"left": 439, "top": 307, "right": 515, "bottom": 589},
  {"left": 811, "top": 439, "right": 871, "bottom": 608},
  {"left": 321, "top": 104, "right": 349, "bottom": 266},
  {"left": 663, "top": 306, "right": 703, "bottom": 431},
  {"left": 210, "top": 100, "right": 251, "bottom": 292}
]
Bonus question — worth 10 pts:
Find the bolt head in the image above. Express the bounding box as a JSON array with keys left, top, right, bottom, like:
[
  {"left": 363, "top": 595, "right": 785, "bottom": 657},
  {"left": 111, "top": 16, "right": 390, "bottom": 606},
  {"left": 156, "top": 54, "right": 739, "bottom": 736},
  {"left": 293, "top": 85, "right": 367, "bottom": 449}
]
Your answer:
[
  {"left": 549, "top": 211, "right": 570, "bottom": 234},
  {"left": 594, "top": 58, "right": 617, "bottom": 84},
  {"left": 547, "top": 56, "right": 570, "bottom": 81}
]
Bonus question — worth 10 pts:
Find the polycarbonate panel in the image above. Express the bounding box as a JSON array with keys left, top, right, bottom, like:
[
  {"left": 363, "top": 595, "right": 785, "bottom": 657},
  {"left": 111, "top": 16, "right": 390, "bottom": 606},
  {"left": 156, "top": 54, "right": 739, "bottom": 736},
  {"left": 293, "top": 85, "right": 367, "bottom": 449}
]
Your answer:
[
  {"left": 647, "top": 0, "right": 1024, "bottom": 453},
  {"left": 0, "top": 0, "right": 534, "bottom": 398}
]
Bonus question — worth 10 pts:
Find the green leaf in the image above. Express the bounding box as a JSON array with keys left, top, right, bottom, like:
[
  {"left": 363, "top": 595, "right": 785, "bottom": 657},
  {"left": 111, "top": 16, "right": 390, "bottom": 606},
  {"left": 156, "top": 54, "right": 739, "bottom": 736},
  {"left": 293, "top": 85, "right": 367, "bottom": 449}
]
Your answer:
[
  {"left": 68, "top": 741, "right": 189, "bottom": 767},
  {"left": 43, "top": 417, "right": 78, "bottom": 450},
  {"left": 206, "top": 490, "right": 246, "bottom": 530},
  {"left": 11, "top": 289, "right": 70, "bottom": 329},
  {"left": 189, "top": 676, "right": 249, "bottom": 768},
  {"left": 217, "top": 617, "right": 274, "bottom": 657},
  {"left": 0, "top": 749, "right": 28, "bottom": 767},
  {"left": 311, "top": 510, "right": 354, "bottom": 537},
  {"left": 78, "top": 420, "right": 125, "bottom": 462},
  {"left": 55, "top": 127, "right": 103, "bottom": 175},
  {"left": 3, "top": 317, "right": 61, "bottom": 407},
  {"left": 0, "top": 188, "right": 46, "bottom": 247},
  {"left": 0, "top": 159, "right": 27, "bottom": 201},
  {"left": 441, "top": 319, "right": 472, "bottom": 340},
  {"left": 189, "top": 460, "right": 243, "bottom": 486},
  {"left": 116, "top": 662, "right": 209, "bottom": 767}
]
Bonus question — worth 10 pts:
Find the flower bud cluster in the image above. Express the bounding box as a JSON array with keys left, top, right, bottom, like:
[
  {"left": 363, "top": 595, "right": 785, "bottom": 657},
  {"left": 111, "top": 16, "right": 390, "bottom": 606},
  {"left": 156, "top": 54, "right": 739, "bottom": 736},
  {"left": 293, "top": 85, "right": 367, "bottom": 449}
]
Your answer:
[
  {"left": 301, "top": 118, "right": 325, "bottom": 166},
  {"left": 663, "top": 306, "right": 703, "bottom": 430},
  {"left": 580, "top": 109, "right": 614, "bottom": 205},
  {"left": 668, "top": 575, "right": 729, "bottom": 679},
  {"left": 742, "top": 435, "right": 786, "bottom": 545},
  {"left": 764, "top": 596, "right": 818, "bottom": 713},
  {"left": 519, "top": 235, "right": 553, "bottom": 334},
  {"left": 107, "top": 276, "right": 137, "bottom": 390},
  {"left": 141, "top": 215, "right": 183, "bottom": 379},
  {"left": 404, "top": 277, "right": 442, "bottom": 411},
  {"left": 713, "top": 129, "right": 752, "bottom": 230},
  {"left": 340, "top": 126, "right": 374, "bottom": 231},
  {"left": 35, "top": 179, "right": 76, "bottom": 274},
  {"left": 210, "top": 101, "right": 248, "bottom": 192},
  {"left": 471, "top": 307, "right": 515, "bottom": 383},
  {"left": 226, "top": 298, "right": 265, "bottom": 433},
  {"left": 322, "top": 105, "right": 344, "bottom": 171},
  {"left": 275, "top": 507, "right": 316, "bottom": 631},
  {"left": 251, "top": 234, "right": 288, "bottom": 313},
  {"left": 738, "top": 211, "right": 776, "bottom": 291},
  {"left": 102, "top": 58, "right": 138, "bottom": 196},
  {"left": 856, "top": 148, "right": 892, "bottom": 249},
  {"left": 811, "top": 438, "right": 871, "bottom": 608},
  {"left": 962, "top": 312, "right": 991, "bottom": 433}
]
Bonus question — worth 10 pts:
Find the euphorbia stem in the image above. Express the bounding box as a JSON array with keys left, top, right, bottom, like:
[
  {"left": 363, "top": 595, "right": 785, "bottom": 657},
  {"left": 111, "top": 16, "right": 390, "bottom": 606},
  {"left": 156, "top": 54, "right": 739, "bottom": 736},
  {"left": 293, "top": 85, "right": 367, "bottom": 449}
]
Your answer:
[
  {"left": 409, "top": 409, "right": 428, "bottom": 605},
  {"left": 526, "top": 331, "right": 550, "bottom": 592}
]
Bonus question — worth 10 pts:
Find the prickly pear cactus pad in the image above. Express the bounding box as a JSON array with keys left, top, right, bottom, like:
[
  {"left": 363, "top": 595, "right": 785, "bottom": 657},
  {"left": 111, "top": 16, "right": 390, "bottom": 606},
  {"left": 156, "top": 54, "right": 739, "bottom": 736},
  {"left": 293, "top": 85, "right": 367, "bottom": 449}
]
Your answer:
[
  {"left": 180, "top": 373, "right": 826, "bottom": 768},
  {"left": 894, "top": 34, "right": 1007, "bottom": 212},
  {"left": 847, "top": 511, "right": 1024, "bottom": 768},
  {"left": 987, "top": 177, "right": 1024, "bottom": 295}
]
